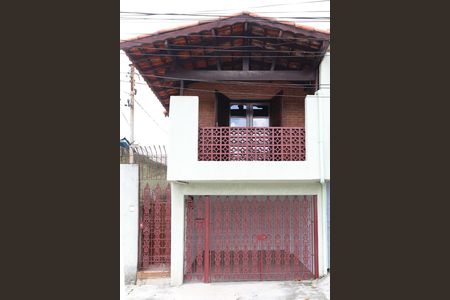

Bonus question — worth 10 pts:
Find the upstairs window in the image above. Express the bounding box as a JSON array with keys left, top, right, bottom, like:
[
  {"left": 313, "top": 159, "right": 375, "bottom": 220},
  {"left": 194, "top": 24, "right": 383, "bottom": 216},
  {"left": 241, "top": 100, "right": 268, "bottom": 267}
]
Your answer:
[
  {"left": 215, "top": 91, "right": 282, "bottom": 127},
  {"left": 230, "top": 102, "right": 270, "bottom": 127}
]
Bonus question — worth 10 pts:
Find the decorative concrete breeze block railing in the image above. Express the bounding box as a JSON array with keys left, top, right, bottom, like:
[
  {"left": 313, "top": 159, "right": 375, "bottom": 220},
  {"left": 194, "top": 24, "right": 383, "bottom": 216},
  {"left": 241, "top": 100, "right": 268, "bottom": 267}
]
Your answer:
[{"left": 198, "top": 127, "right": 306, "bottom": 161}]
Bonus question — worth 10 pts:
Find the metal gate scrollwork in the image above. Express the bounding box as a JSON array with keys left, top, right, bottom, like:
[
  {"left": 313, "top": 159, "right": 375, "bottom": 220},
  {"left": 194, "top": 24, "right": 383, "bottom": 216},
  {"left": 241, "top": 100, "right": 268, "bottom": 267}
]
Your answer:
[{"left": 184, "top": 195, "right": 318, "bottom": 282}]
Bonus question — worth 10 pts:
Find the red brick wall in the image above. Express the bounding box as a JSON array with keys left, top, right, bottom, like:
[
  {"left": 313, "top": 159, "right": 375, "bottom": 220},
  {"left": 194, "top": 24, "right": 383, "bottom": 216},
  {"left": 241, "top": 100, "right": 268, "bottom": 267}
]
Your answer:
[
  {"left": 184, "top": 82, "right": 306, "bottom": 127},
  {"left": 282, "top": 95, "right": 305, "bottom": 127}
]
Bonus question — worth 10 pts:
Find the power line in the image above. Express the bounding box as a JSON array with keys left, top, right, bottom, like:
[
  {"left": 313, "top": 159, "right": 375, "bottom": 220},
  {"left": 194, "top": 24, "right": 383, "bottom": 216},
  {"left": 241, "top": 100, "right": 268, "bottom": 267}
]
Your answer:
[
  {"left": 222, "top": 0, "right": 330, "bottom": 10},
  {"left": 120, "top": 14, "right": 330, "bottom": 20},
  {"left": 183, "top": 11, "right": 331, "bottom": 14},
  {"left": 120, "top": 46, "right": 326, "bottom": 54},
  {"left": 121, "top": 18, "right": 330, "bottom": 23},
  {"left": 119, "top": 72, "right": 329, "bottom": 88},
  {"left": 120, "top": 9, "right": 330, "bottom": 18},
  {"left": 120, "top": 80, "right": 329, "bottom": 99},
  {"left": 121, "top": 110, "right": 130, "bottom": 126},
  {"left": 133, "top": 98, "right": 168, "bottom": 134},
  {"left": 173, "top": 0, "right": 330, "bottom": 13},
  {"left": 121, "top": 42, "right": 329, "bottom": 50},
  {"left": 121, "top": 92, "right": 168, "bottom": 137},
  {"left": 121, "top": 34, "right": 330, "bottom": 44},
  {"left": 120, "top": 16, "right": 329, "bottom": 24},
  {"left": 121, "top": 52, "right": 325, "bottom": 58}
]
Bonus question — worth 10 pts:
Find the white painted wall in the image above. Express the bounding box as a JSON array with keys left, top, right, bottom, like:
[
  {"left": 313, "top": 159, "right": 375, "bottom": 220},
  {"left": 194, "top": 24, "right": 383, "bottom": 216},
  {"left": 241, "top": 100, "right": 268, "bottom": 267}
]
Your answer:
[
  {"left": 167, "top": 53, "right": 331, "bottom": 284},
  {"left": 318, "top": 52, "right": 330, "bottom": 180},
  {"left": 167, "top": 96, "right": 321, "bottom": 181},
  {"left": 317, "top": 52, "right": 330, "bottom": 271},
  {"left": 326, "top": 181, "right": 330, "bottom": 270},
  {"left": 170, "top": 181, "right": 327, "bottom": 285},
  {"left": 120, "top": 241, "right": 126, "bottom": 299},
  {"left": 120, "top": 164, "right": 139, "bottom": 284}
]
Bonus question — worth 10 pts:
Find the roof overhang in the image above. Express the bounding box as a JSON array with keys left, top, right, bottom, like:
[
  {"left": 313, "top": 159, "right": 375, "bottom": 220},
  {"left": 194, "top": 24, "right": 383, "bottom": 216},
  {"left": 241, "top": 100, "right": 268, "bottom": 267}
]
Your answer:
[{"left": 120, "top": 12, "right": 330, "bottom": 112}]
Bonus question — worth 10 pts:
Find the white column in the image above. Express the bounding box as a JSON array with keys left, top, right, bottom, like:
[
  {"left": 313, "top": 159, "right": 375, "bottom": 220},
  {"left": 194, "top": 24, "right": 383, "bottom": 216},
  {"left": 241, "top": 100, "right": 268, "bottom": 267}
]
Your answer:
[
  {"left": 317, "top": 51, "right": 330, "bottom": 276},
  {"left": 321, "top": 183, "right": 328, "bottom": 275},
  {"left": 120, "top": 164, "right": 139, "bottom": 284},
  {"left": 326, "top": 181, "right": 330, "bottom": 270},
  {"left": 167, "top": 96, "right": 199, "bottom": 181},
  {"left": 170, "top": 182, "right": 186, "bottom": 286},
  {"left": 319, "top": 52, "right": 330, "bottom": 94}
]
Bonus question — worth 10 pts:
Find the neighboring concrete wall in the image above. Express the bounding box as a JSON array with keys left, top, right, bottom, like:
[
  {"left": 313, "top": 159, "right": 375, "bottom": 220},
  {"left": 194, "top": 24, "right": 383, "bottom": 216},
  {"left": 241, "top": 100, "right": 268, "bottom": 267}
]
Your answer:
[
  {"left": 120, "top": 164, "right": 139, "bottom": 284},
  {"left": 326, "top": 181, "right": 330, "bottom": 269},
  {"left": 120, "top": 241, "right": 126, "bottom": 299},
  {"left": 167, "top": 95, "right": 321, "bottom": 181},
  {"left": 170, "top": 181, "right": 327, "bottom": 285}
]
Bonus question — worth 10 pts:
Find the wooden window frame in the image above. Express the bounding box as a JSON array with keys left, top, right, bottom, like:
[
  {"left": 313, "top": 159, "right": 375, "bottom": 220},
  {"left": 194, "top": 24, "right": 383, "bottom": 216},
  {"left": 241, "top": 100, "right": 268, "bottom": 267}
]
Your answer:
[{"left": 229, "top": 101, "right": 270, "bottom": 127}]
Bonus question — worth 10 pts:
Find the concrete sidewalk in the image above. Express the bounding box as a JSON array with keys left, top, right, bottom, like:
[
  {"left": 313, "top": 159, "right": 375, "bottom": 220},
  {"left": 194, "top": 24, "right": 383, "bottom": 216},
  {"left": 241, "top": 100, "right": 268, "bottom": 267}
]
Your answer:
[{"left": 125, "top": 275, "right": 330, "bottom": 300}]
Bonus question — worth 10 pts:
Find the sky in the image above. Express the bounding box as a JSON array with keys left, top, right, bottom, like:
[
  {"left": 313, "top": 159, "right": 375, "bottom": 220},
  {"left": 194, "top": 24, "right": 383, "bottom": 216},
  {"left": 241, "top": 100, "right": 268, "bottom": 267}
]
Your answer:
[{"left": 120, "top": 0, "right": 330, "bottom": 146}]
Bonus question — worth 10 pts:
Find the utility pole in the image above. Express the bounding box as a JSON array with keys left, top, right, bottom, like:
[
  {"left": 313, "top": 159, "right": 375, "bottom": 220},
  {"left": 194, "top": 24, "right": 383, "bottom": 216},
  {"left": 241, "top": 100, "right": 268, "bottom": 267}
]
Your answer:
[{"left": 129, "top": 64, "right": 135, "bottom": 164}]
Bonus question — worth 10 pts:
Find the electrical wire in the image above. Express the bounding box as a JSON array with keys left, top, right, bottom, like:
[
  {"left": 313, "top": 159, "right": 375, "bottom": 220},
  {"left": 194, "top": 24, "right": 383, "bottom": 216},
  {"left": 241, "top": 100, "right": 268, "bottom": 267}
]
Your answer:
[
  {"left": 183, "top": 0, "right": 330, "bottom": 13},
  {"left": 121, "top": 19, "right": 330, "bottom": 24},
  {"left": 119, "top": 13, "right": 329, "bottom": 20},
  {"left": 121, "top": 52, "right": 326, "bottom": 58},
  {"left": 121, "top": 110, "right": 130, "bottom": 126},
  {"left": 133, "top": 98, "right": 168, "bottom": 134},
  {"left": 120, "top": 80, "right": 329, "bottom": 99},
  {"left": 120, "top": 46, "right": 326, "bottom": 54},
  {"left": 120, "top": 15, "right": 330, "bottom": 20},
  {"left": 119, "top": 72, "right": 329, "bottom": 88},
  {"left": 121, "top": 34, "right": 330, "bottom": 44},
  {"left": 122, "top": 40, "right": 328, "bottom": 49},
  {"left": 121, "top": 0, "right": 330, "bottom": 16}
]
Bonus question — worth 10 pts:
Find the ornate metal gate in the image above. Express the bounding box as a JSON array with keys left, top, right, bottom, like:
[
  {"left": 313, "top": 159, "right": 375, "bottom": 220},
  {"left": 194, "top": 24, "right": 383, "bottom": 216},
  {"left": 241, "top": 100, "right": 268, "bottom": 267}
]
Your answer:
[
  {"left": 140, "top": 183, "right": 171, "bottom": 270},
  {"left": 184, "top": 195, "right": 318, "bottom": 282},
  {"left": 121, "top": 145, "right": 171, "bottom": 272}
]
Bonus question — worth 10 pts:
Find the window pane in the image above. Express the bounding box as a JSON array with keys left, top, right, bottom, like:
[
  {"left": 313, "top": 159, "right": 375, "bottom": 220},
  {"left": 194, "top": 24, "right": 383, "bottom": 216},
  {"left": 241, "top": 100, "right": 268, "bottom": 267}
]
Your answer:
[
  {"left": 230, "top": 104, "right": 247, "bottom": 117},
  {"left": 252, "top": 118, "right": 269, "bottom": 127},
  {"left": 230, "top": 117, "right": 247, "bottom": 127},
  {"left": 252, "top": 104, "right": 269, "bottom": 117}
]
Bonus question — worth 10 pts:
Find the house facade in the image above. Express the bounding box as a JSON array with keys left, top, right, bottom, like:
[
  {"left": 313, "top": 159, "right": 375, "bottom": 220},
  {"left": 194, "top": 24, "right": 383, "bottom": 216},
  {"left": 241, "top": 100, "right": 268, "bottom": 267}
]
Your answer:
[{"left": 121, "top": 13, "right": 330, "bottom": 286}]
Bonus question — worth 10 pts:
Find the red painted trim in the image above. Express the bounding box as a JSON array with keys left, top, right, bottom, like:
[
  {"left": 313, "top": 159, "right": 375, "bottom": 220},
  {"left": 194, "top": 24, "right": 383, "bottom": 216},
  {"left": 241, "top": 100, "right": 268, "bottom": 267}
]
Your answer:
[
  {"left": 313, "top": 195, "right": 319, "bottom": 279},
  {"left": 203, "top": 196, "right": 210, "bottom": 283},
  {"left": 184, "top": 195, "right": 317, "bottom": 282},
  {"left": 198, "top": 127, "right": 306, "bottom": 161}
]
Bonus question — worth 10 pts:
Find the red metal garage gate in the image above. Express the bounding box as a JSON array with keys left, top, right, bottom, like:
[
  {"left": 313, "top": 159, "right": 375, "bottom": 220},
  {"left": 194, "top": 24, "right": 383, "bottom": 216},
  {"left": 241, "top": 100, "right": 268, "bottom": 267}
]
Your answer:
[{"left": 184, "top": 195, "right": 318, "bottom": 283}]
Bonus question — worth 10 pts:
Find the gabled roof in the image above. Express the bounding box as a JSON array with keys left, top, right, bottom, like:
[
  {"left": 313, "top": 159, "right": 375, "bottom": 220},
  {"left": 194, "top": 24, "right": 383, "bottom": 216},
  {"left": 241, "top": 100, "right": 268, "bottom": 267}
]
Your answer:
[{"left": 120, "top": 12, "right": 330, "bottom": 111}]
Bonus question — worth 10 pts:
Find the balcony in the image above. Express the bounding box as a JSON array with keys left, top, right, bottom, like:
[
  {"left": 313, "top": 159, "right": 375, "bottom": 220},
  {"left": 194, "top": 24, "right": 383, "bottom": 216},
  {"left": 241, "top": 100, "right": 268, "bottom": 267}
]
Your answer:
[
  {"left": 167, "top": 96, "right": 326, "bottom": 182},
  {"left": 198, "top": 127, "right": 306, "bottom": 161}
]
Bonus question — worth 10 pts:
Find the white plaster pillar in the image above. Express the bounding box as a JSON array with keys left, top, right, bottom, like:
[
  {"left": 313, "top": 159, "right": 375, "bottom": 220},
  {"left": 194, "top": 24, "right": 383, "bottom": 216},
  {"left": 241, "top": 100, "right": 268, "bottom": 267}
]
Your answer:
[
  {"left": 317, "top": 51, "right": 330, "bottom": 275},
  {"left": 319, "top": 52, "right": 330, "bottom": 94},
  {"left": 305, "top": 95, "right": 320, "bottom": 173},
  {"left": 326, "top": 181, "right": 330, "bottom": 270},
  {"left": 120, "top": 164, "right": 139, "bottom": 284},
  {"left": 170, "top": 182, "right": 186, "bottom": 286},
  {"left": 320, "top": 183, "right": 328, "bottom": 275},
  {"left": 167, "top": 96, "right": 199, "bottom": 181}
]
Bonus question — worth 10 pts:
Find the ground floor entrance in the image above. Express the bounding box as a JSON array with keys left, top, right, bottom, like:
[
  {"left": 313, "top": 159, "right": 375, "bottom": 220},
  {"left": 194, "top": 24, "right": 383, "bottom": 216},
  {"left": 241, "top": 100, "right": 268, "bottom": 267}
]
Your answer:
[{"left": 184, "top": 195, "right": 318, "bottom": 283}]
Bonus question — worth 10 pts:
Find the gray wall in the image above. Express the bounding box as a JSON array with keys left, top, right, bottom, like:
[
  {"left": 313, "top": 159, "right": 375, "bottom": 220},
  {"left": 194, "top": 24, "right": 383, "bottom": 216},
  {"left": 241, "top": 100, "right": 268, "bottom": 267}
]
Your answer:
[
  {"left": 120, "top": 164, "right": 139, "bottom": 284},
  {"left": 327, "top": 181, "right": 330, "bottom": 269}
]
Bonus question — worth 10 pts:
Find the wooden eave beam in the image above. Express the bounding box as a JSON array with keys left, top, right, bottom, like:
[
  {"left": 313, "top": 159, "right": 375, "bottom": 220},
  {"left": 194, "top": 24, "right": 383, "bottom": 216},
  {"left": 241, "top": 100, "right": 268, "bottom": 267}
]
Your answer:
[{"left": 165, "top": 70, "right": 315, "bottom": 81}]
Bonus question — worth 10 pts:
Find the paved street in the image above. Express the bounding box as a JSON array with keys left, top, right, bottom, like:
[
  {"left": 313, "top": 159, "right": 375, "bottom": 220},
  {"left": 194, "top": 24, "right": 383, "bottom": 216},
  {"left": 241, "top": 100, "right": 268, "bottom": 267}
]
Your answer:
[{"left": 125, "top": 275, "right": 330, "bottom": 300}]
